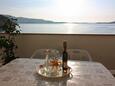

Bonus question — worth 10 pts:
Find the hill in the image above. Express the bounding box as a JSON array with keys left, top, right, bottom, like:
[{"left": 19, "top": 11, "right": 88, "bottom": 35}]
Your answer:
[{"left": 17, "top": 17, "right": 55, "bottom": 24}]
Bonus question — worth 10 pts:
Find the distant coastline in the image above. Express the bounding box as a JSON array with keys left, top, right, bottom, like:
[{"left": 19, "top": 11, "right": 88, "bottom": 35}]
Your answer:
[
  {"left": 17, "top": 17, "right": 66, "bottom": 24},
  {"left": 0, "top": 14, "right": 115, "bottom": 24},
  {"left": 17, "top": 18, "right": 115, "bottom": 24},
  {"left": 17, "top": 17, "right": 115, "bottom": 24}
]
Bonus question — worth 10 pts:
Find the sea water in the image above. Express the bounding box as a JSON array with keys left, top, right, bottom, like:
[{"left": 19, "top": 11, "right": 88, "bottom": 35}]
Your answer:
[{"left": 19, "top": 23, "right": 115, "bottom": 34}]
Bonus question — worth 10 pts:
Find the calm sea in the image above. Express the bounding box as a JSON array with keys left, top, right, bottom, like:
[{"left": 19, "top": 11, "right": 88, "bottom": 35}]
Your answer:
[{"left": 19, "top": 23, "right": 115, "bottom": 34}]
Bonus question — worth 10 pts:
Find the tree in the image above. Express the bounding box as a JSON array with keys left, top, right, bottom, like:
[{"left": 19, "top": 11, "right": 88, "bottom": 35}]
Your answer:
[{"left": 0, "top": 15, "right": 20, "bottom": 64}]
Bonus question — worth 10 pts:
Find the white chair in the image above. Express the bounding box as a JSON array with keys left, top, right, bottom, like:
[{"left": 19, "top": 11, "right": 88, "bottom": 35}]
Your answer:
[
  {"left": 67, "top": 49, "right": 92, "bottom": 61},
  {"left": 30, "top": 49, "right": 60, "bottom": 59}
]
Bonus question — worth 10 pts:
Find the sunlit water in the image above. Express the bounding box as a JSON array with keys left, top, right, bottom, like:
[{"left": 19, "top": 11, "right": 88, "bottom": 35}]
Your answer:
[{"left": 19, "top": 23, "right": 115, "bottom": 34}]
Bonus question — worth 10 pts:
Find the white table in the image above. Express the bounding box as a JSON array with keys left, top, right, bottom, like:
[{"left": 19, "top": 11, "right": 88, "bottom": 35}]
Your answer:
[{"left": 0, "top": 58, "right": 115, "bottom": 86}]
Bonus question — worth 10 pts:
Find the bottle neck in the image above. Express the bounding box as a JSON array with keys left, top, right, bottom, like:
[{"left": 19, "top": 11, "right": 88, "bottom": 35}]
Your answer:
[
  {"left": 63, "top": 47, "right": 67, "bottom": 52},
  {"left": 63, "top": 41, "right": 67, "bottom": 52}
]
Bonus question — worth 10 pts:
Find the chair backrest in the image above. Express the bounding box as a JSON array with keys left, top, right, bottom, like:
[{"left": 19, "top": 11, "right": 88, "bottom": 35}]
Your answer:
[
  {"left": 67, "top": 49, "right": 92, "bottom": 61},
  {"left": 30, "top": 49, "right": 60, "bottom": 59}
]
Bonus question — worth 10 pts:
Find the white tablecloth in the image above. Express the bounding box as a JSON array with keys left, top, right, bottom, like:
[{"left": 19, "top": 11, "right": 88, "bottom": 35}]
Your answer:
[{"left": 0, "top": 58, "right": 115, "bottom": 86}]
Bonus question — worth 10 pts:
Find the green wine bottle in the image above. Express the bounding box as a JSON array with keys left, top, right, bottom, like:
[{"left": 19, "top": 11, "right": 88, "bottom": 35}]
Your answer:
[{"left": 62, "top": 41, "right": 68, "bottom": 73}]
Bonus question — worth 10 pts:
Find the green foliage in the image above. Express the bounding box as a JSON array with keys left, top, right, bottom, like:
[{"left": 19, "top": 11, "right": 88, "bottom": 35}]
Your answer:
[{"left": 0, "top": 16, "right": 20, "bottom": 64}]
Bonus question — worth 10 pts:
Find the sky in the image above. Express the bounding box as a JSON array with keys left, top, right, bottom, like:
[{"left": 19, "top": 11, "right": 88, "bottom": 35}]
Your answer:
[{"left": 0, "top": 0, "right": 115, "bottom": 22}]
